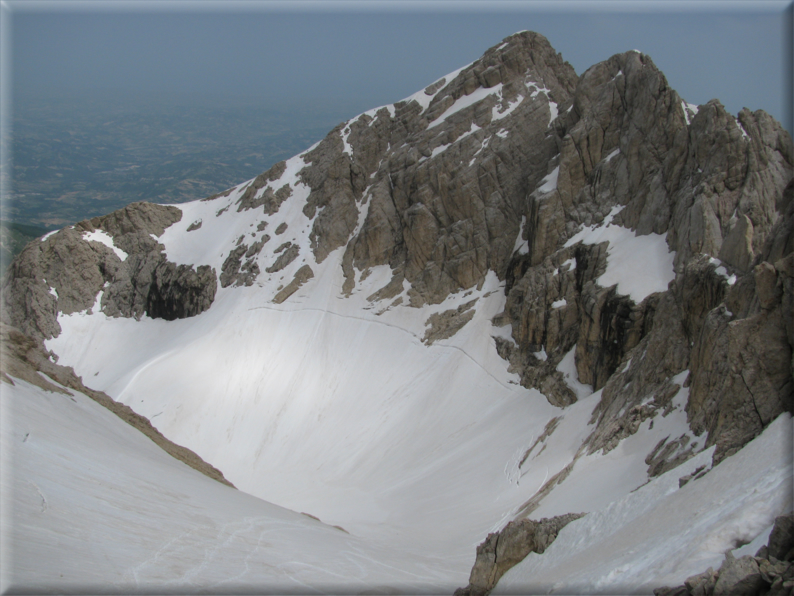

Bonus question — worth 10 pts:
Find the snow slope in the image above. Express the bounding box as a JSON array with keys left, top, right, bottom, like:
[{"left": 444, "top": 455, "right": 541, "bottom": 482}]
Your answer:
[
  {"left": 1, "top": 378, "right": 460, "bottom": 593},
  {"left": 5, "top": 44, "right": 791, "bottom": 594},
  {"left": 38, "top": 175, "right": 792, "bottom": 591},
  {"left": 494, "top": 414, "right": 793, "bottom": 594}
]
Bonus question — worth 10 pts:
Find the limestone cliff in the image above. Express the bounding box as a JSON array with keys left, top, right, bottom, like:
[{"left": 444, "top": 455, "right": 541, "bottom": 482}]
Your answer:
[{"left": 1, "top": 30, "right": 792, "bottom": 594}]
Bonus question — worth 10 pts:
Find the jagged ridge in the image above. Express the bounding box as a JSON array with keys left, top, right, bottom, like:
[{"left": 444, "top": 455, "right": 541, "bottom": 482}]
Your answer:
[{"left": 2, "top": 30, "right": 792, "bottom": 593}]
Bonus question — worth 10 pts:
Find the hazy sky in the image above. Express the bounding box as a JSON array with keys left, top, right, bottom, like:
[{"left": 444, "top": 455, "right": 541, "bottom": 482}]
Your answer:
[{"left": 5, "top": 1, "right": 793, "bottom": 131}]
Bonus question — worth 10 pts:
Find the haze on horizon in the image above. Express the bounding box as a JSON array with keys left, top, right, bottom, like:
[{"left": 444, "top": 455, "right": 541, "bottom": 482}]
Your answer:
[{"left": 7, "top": 1, "right": 793, "bottom": 132}]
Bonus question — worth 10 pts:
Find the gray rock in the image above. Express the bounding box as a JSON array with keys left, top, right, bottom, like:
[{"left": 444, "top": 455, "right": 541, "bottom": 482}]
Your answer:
[
  {"left": 236, "top": 161, "right": 288, "bottom": 212},
  {"left": 273, "top": 265, "right": 314, "bottom": 304},
  {"left": 684, "top": 566, "right": 719, "bottom": 595},
  {"left": 220, "top": 242, "right": 261, "bottom": 288},
  {"left": 146, "top": 263, "right": 217, "bottom": 321},
  {"left": 0, "top": 202, "right": 218, "bottom": 339},
  {"left": 421, "top": 299, "right": 477, "bottom": 345},
  {"left": 720, "top": 214, "right": 755, "bottom": 272},
  {"left": 266, "top": 243, "right": 300, "bottom": 273},
  {"left": 768, "top": 514, "right": 794, "bottom": 562},
  {"left": 457, "top": 513, "right": 585, "bottom": 596},
  {"left": 713, "top": 555, "right": 764, "bottom": 595}
]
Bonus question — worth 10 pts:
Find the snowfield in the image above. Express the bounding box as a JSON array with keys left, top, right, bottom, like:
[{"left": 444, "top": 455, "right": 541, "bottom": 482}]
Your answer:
[
  {"left": 18, "top": 164, "right": 791, "bottom": 591},
  {"left": 3, "top": 49, "right": 791, "bottom": 594},
  {"left": 2, "top": 378, "right": 460, "bottom": 593}
]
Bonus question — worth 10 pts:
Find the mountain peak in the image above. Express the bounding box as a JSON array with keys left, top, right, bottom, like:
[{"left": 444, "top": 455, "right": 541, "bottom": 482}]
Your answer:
[{"left": 3, "top": 30, "right": 793, "bottom": 594}]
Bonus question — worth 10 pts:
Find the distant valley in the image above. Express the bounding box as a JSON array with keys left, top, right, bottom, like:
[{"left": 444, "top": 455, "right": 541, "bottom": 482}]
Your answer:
[{"left": 7, "top": 95, "right": 366, "bottom": 230}]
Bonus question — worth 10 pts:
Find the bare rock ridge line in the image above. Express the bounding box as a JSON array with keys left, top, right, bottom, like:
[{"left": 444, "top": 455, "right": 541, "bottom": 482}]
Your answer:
[
  {"left": 0, "top": 30, "right": 792, "bottom": 592},
  {"left": 0, "top": 322, "right": 234, "bottom": 488}
]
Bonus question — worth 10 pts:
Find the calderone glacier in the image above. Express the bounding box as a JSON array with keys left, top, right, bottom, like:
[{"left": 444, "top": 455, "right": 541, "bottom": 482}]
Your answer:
[{"left": 2, "top": 31, "right": 793, "bottom": 595}]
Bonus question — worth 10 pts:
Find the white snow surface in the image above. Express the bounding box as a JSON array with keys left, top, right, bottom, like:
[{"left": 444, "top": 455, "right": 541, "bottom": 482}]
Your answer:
[
  {"left": 2, "top": 378, "right": 459, "bottom": 592},
  {"left": 10, "top": 57, "right": 790, "bottom": 592},
  {"left": 536, "top": 166, "right": 560, "bottom": 194},
  {"left": 565, "top": 206, "right": 675, "bottom": 303},
  {"left": 495, "top": 414, "right": 793, "bottom": 594},
  {"left": 681, "top": 100, "right": 700, "bottom": 125},
  {"left": 82, "top": 229, "right": 128, "bottom": 261},
  {"left": 555, "top": 348, "right": 593, "bottom": 401},
  {"left": 428, "top": 83, "right": 503, "bottom": 129},
  {"left": 47, "top": 265, "right": 572, "bottom": 570}
]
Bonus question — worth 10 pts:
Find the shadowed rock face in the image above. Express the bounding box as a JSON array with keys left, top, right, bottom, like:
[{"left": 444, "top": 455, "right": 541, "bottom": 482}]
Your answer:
[{"left": 146, "top": 263, "right": 217, "bottom": 321}]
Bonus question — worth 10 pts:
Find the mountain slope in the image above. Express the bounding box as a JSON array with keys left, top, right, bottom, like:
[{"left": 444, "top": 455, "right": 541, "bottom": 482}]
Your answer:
[{"left": 2, "top": 31, "right": 792, "bottom": 593}]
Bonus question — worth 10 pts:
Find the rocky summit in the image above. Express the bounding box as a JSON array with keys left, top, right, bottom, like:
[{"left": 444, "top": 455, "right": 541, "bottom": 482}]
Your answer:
[{"left": 2, "top": 31, "right": 792, "bottom": 594}]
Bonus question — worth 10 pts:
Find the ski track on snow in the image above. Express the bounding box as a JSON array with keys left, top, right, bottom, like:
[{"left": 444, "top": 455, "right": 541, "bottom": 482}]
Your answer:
[{"left": 246, "top": 303, "right": 513, "bottom": 391}]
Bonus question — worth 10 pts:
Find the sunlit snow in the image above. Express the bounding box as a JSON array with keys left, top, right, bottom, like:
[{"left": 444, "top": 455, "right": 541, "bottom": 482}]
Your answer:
[
  {"left": 428, "top": 84, "right": 504, "bottom": 129},
  {"left": 495, "top": 414, "right": 793, "bottom": 594},
  {"left": 82, "top": 229, "right": 128, "bottom": 261},
  {"left": 11, "top": 44, "right": 790, "bottom": 593},
  {"left": 564, "top": 206, "right": 675, "bottom": 303}
]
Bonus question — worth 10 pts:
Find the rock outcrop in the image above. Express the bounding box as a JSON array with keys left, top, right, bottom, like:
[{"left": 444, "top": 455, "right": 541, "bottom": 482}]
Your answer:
[
  {"left": 454, "top": 513, "right": 585, "bottom": 596},
  {"left": 1, "top": 30, "right": 792, "bottom": 595},
  {"left": 1, "top": 201, "right": 217, "bottom": 340}
]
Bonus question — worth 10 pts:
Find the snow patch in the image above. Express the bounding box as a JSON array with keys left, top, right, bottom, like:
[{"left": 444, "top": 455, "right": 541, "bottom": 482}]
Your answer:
[
  {"left": 547, "top": 101, "right": 558, "bottom": 126},
  {"left": 556, "top": 348, "right": 593, "bottom": 400},
  {"left": 423, "top": 123, "right": 482, "bottom": 162},
  {"left": 400, "top": 63, "right": 471, "bottom": 113},
  {"left": 736, "top": 119, "right": 751, "bottom": 140},
  {"left": 428, "top": 83, "right": 503, "bottom": 129},
  {"left": 535, "top": 166, "right": 560, "bottom": 194},
  {"left": 82, "top": 230, "right": 128, "bottom": 261},
  {"left": 513, "top": 216, "right": 529, "bottom": 255},
  {"left": 340, "top": 125, "right": 353, "bottom": 157},
  {"left": 491, "top": 93, "right": 524, "bottom": 122},
  {"left": 681, "top": 101, "right": 699, "bottom": 125},
  {"left": 564, "top": 206, "right": 675, "bottom": 303},
  {"left": 710, "top": 258, "right": 738, "bottom": 286}
]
